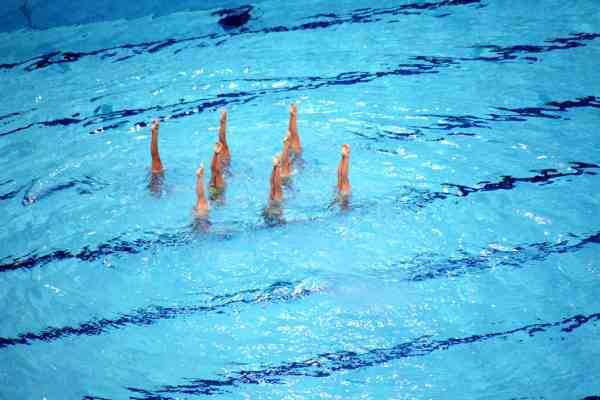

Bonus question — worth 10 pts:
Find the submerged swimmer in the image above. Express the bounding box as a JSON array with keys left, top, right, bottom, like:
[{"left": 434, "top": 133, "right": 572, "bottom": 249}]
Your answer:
[
  {"left": 336, "top": 144, "right": 351, "bottom": 209},
  {"left": 209, "top": 142, "right": 226, "bottom": 201},
  {"left": 263, "top": 154, "right": 285, "bottom": 225},
  {"left": 288, "top": 103, "right": 301, "bottom": 156},
  {"left": 148, "top": 119, "right": 164, "bottom": 196},
  {"left": 218, "top": 109, "right": 231, "bottom": 165}
]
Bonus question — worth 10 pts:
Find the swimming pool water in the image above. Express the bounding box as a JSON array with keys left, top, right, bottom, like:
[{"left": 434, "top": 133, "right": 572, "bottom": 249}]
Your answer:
[{"left": 1, "top": 0, "right": 599, "bottom": 398}]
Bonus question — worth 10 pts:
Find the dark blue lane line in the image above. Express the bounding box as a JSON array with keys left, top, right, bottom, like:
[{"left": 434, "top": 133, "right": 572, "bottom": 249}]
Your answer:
[
  {"left": 1, "top": 176, "right": 108, "bottom": 204},
  {"left": 121, "top": 312, "right": 600, "bottom": 398},
  {"left": 0, "top": 281, "right": 321, "bottom": 350},
  {"left": 401, "top": 231, "right": 600, "bottom": 282},
  {"left": 443, "top": 161, "right": 599, "bottom": 197},
  {"left": 464, "top": 32, "right": 600, "bottom": 63},
  {"left": 0, "top": 0, "right": 482, "bottom": 73},
  {"left": 0, "top": 108, "right": 35, "bottom": 123},
  {"left": 0, "top": 180, "right": 29, "bottom": 201},
  {"left": 494, "top": 96, "right": 600, "bottom": 118},
  {"left": 407, "top": 96, "right": 600, "bottom": 133},
  {"left": 21, "top": 176, "right": 109, "bottom": 206},
  {"left": 393, "top": 161, "right": 599, "bottom": 210},
  {"left": 0, "top": 56, "right": 455, "bottom": 138},
  {"left": 0, "top": 161, "right": 597, "bottom": 274},
  {"left": 349, "top": 95, "right": 600, "bottom": 143}
]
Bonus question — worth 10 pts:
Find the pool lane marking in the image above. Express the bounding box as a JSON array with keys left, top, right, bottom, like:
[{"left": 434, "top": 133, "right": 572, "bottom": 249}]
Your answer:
[
  {"left": 0, "top": 161, "right": 597, "bottom": 274},
  {"left": 0, "top": 281, "right": 324, "bottom": 350},
  {"left": 348, "top": 95, "right": 600, "bottom": 144},
  {"left": 385, "top": 231, "right": 600, "bottom": 282},
  {"left": 121, "top": 311, "right": 600, "bottom": 398},
  {"left": 0, "top": 56, "right": 454, "bottom": 138},
  {"left": 0, "top": 0, "right": 484, "bottom": 73}
]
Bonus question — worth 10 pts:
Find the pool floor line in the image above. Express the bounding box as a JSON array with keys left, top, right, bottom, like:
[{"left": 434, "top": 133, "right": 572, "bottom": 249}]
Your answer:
[
  {"left": 0, "top": 0, "right": 484, "bottom": 74},
  {"left": 0, "top": 280, "right": 323, "bottom": 350},
  {"left": 121, "top": 311, "right": 600, "bottom": 398}
]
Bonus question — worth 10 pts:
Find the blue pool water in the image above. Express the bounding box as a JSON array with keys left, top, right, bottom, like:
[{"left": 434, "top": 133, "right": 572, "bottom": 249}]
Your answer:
[{"left": 1, "top": 0, "right": 599, "bottom": 398}]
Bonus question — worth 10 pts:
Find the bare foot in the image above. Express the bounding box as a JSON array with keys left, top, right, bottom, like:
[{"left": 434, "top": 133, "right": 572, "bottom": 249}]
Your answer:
[
  {"left": 196, "top": 163, "right": 205, "bottom": 178},
  {"left": 341, "top": 143, "right": 350, "bottom": 157},
  {"left": 151, "top": 118, "right": 160, "bottom": 133}
]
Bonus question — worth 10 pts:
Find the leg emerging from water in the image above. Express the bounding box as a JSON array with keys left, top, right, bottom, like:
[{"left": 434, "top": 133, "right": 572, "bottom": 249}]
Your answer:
[
  {"left": 264, "top": 154, "right": 285, "bottom": 225},
  {"left": 194, "top": 163, "right": 209, "bottom": 218},
  {"left": 288, "top": 103, "right": 301, "bottom": 156},
  {"left": 148, "top": 119, "right": 165, "bottom": 196},
  {"left": 218, "top": 109, "right": 231, "bottom": 165},
  {"left": 337, "top": 144, "right": 351, "bottom": 208},
  {"left": 281, "top": 132, "right": 292, "bottom": 180},
  {"left": 192, "top": 163, "right": 211, "bottom": 232},
  {"left": 209, "top": 142, "right": 226, "bottom": 202},
  {"left": 150, "top": 119, "right": 164, "bottom": 174}
]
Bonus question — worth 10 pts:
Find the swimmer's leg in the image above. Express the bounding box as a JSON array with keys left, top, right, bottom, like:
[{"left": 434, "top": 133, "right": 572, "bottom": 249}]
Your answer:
[
  {"left": 269, "top": 154, "right": 283, "bottom": 204},
  {"left": 337, "top": 144, "right": 351, "bottom": 197},
  {"left": 150, "top": 119, "right": 164, "bottom": 174},
  {"left": 281, "top": 132, "right": 292, "bottom": 179},
  {"left": 195, "top": 164, "right": 209, "bottom": 217},
  {"left": 209, "top": 142, "right": 226, "bottom": 202},
  {"left": 288, "top": 103, "right": 301, "bottom": 155},
  {"left": 218, "top": 109, "right": 231, "bottom": 163}
]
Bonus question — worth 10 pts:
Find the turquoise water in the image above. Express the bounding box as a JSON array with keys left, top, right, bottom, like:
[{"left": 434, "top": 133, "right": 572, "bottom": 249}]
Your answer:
[{"left": 1, "top": 0, "right": 600, "bottom": 398}]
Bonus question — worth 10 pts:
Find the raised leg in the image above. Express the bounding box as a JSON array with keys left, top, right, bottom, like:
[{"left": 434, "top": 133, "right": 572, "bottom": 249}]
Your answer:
[
  {"left": 288, "top": 103, "right": 301, "bottom": 155},
  {"left": 150, "top": 119, "right": 164, "bottom": 174},
  {"left": 209, "top": 142, "right": 225, "bottom": 200},
  {"left": 337, "top": 144, "right": 351, "bottom": 197},
  {"left": 264, "top": 154, "right": 285, "bottom": 225},
  {"left": 195, "top": 164, "right": 209, "bottom": 217},
  {"left": 269, "top": 154, "right": 283, "bottom": 204},
  {"left": 218, "top": 109, "right": 231, "bottom": 163},
  {"left": 281, "top": 132, "right": 292, "bottom": 179}
]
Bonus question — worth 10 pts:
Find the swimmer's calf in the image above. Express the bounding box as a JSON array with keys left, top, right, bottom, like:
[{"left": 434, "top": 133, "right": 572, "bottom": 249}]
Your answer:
[
  {"left": 264, "top": 153, "right": 285, "bottom": 225},
  {"left": 281, "top": 132, "right": 292, "bottom": 179},
  {"left": 218, "top": 109, "right": 231, "bottom": 164},
  {"left": 150, "top": 119, "right": 164, "bottom": 174},
  {"left": 269, "top": 153, "right": 283, "bottom": 205},
  {"left": 337, "top": 144, "right": 351, "bottom": 198},
  {"left": 194, "top": 164, "right": 209, "bottom": 217},
  {"left": 288, "top": 103, "right": 301, "bottom": 155},
  {"left": 209, "top": 142, "right": 226, "bottom": 200}
]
